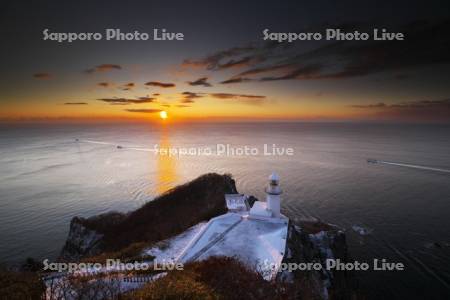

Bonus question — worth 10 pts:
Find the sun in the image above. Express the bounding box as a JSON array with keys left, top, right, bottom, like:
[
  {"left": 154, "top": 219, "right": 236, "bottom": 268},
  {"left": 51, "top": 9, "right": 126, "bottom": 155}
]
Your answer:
[{"left": 159, "top": 111, "right": 168, "bottom": 120}]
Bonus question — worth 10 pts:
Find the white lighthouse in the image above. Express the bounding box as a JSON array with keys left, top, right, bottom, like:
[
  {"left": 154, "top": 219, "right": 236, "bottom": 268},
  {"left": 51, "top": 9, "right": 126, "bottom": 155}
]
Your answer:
[{"left": 266, "top": 172, "right": 282, "bottom": 218}]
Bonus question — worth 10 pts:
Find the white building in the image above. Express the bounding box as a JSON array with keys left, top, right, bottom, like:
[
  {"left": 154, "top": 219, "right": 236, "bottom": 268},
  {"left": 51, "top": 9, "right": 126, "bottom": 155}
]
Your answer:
[
  {"left": 250, "top": 172, "right": 282, "bottom": 219},
  {"left": 225, "top": 194, "right": 250, "bottom": 212},
  {"left": 176, "top": 173, "right": 288, "bottom": 280}
]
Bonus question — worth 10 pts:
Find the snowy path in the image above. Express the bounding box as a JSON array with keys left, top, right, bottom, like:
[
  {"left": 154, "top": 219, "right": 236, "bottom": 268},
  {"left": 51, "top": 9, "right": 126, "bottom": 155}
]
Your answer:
[{"left": 187, "top": 218, "right": 243, "bottom": 262}]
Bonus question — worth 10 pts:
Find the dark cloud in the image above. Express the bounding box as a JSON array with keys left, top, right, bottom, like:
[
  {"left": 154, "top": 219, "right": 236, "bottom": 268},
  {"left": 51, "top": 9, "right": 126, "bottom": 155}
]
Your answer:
[
  {"left": 350, "top": 98, "right": 450, "bottom": 121},
  {"left": 182, "top": 91, "right": 203, "bottom": 99},
  {"left": 125, "top": 109, "right": 162, "bottom": 113},
  {"left": 209, "top": 93, "right": 266, "bottom": 105},
  {"left": 209, "top": 93, "right": 265, "bottom": 99},
  {"left": 176, "top": 104, "right": 191, "bottom": 108},
  {"left": 85, "top": 64, "right": 122, "bottom": 74},
  {"left": 153, "top": 93, "right": 160, "bottom": 96},
  {"left": 182, "top": 46, "right": 256, "bottom": 70},
  {"left": 120, "top": 82, "right": 135, "bottom": 90},
  {"left": 350, "top": 102, "right": 387, "bottom": 108},
  {"left": 277, "top": 20, "right": 450, "bottom": 80},
  {"left": 180, "top": 91, "right": 203, "bottom": 104},
  {"left": 177, "top": 91, "right": 265, "bottom": 105},
  {"left": 98, "top": 96, "right": 155, "bottom": 104},
  {"left": 237, "top": 64, "right": 292, "bottom": 77},
  {"left": 187, "top": 77, "right": 212, "bottom": 87},
  {"left": 97, "top": 82, "right": 111, "bottom": 87},
  {"left": 189, "top": 19, "right": 450, "bottom": 84},
  {"left": 391, "top": 99, "right": 450, "bottom": 109},
  {"left": 136, "top": 96, "right": 155, "bottom": 101},
  {"left": 351, "top": 100, "right": 450, "bottom": 109},
  {"left": 64, "top": 102, "right": 88, "bottom": 105},
  {"left": 215, "top": 56, "right": 254, "bottom": 70},
  {"left": 260, "top": 64, "right": 323, "bottom": 81},
  {"left": 145, "top": 81, "right": 175, "bottom": 88},
  {"left": 220, "top": 77, "right": 252, "bottom": 84},
  {"left": 33, "top": 73, "right": 51, "bottom": 79}
]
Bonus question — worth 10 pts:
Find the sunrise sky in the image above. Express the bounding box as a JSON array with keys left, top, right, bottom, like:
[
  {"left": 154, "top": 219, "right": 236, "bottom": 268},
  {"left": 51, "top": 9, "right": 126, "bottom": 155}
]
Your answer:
[{"left": 1, "top": 0, "right": 450, "bottom": 122}]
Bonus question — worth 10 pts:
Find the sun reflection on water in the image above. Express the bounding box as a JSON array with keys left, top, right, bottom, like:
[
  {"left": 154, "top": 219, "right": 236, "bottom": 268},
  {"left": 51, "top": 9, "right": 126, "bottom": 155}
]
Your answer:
[{"left": 156, "top": 125, "right": 177, "bottom": 194}]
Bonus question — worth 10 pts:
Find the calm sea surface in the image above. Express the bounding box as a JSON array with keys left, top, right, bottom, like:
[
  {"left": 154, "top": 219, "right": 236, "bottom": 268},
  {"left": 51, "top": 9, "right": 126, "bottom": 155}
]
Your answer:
[{"left": 0, "top": 122, "right": 449, "bottom": 299}]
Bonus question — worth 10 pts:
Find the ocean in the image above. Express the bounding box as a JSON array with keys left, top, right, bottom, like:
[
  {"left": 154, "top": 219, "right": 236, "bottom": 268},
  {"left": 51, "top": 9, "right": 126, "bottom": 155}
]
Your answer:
[{"left": 0, "top": 122, "right": 449, "bottom": 299}]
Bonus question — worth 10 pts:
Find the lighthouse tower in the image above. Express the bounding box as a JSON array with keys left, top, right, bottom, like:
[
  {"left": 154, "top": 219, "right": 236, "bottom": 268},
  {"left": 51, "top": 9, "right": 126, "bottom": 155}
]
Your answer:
[{"left": 266, "top": 172, "right": 282, "bottom": 218}]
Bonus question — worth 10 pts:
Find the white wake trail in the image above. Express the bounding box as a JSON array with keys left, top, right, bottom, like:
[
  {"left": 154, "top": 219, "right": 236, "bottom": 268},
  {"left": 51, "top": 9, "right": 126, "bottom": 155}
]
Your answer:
[
  {"left": 126, "top": 147, "right": 158, "bottom": 152},
  {"left": 78, "top": 139, "right": 119, "bottom": 146},
  {"left": 368, "top": 159, "right": 450, "bottom": 174},
  {"left": 76, "top": 139, "right": 158, "bottom": 152}
]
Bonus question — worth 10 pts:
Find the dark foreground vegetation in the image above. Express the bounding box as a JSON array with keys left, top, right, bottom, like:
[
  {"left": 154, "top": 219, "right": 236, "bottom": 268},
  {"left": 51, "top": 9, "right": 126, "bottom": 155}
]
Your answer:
[
  {"left": 0, "top": 266, "right": 45, "bottom": 300},
  {"left": 125, "top": 256, "right": 300, "bottom": 300},
  {"left": 1, "top": 257, "right": 303, "bottom": 300}
]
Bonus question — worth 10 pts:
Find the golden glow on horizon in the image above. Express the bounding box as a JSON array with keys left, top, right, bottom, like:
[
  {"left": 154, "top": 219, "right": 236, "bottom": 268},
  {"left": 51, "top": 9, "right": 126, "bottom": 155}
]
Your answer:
[{"left": 0, "top": 84, "right": 372, "bottom": 122}]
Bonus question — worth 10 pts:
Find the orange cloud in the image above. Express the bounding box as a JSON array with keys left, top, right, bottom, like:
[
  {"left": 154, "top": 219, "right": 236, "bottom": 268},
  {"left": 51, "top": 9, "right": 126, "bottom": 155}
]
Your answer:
[
  {"left": 125, "top": 108, "right": 162, "bottom": 113},
  {"left": 85, "top": 64, "right": 122, "bottom": 74},
  {"left": 97, "top": 82, "right": 111, "bottom": 87},
  {"left": 98, "top": 96, "right": 155, "bottom": 104}
]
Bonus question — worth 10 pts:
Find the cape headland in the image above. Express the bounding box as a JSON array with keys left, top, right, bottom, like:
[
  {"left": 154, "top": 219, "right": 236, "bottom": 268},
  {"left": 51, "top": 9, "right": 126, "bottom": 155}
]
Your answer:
[{"left": 55, "top": 173, "right": 357, "bottom": 299}]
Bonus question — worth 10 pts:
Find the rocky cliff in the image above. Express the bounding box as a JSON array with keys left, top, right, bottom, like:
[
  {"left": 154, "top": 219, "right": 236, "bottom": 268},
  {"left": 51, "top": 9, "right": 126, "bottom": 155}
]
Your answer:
[
  {"left": 59, "top": 217, "right": 104, "bottom": 260},
  {"left": 279, "top": 220, "right": 357, "bottom": 299},
  {"left": 60, "top": 173, "right": 237, "bottom": 260}
]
